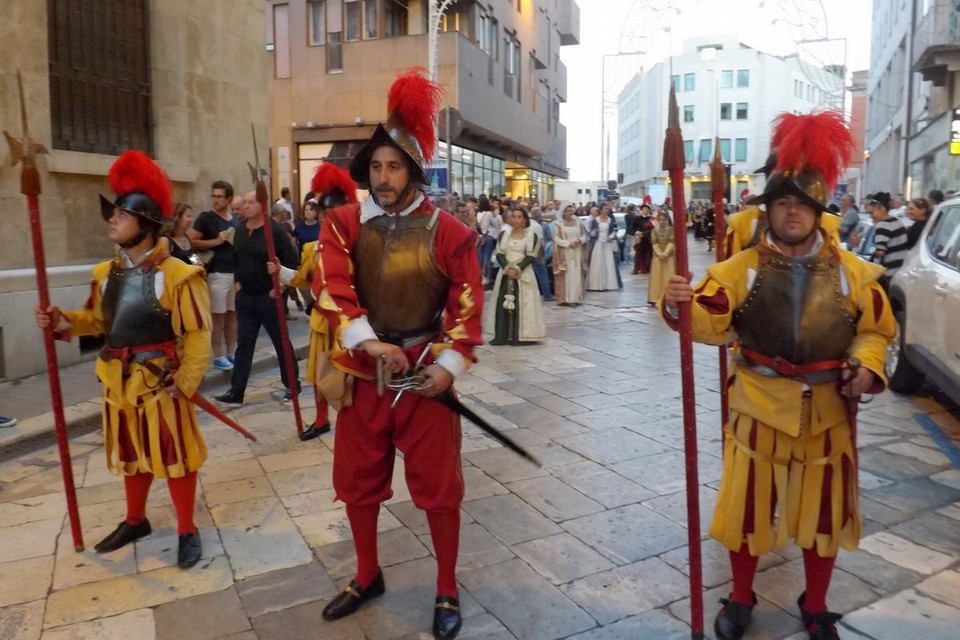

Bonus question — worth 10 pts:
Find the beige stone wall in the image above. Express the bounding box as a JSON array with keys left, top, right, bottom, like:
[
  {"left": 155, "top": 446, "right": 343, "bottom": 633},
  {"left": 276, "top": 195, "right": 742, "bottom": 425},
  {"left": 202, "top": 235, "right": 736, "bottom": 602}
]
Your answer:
[{"left": 0, "top": 0, "right": 269, "bottom": 379}]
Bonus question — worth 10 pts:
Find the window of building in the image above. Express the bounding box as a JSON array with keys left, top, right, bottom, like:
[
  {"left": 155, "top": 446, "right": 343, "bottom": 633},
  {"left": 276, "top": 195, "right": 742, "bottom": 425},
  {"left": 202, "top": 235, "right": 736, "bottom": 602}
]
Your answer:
[
  {"left": 383, "top": 0, "right": 408, "bottom": 37},
  {"left": 684, "top": 73, "right": 696, "bottom": 91},
  {"left": 478, "top": 8, "right": 498, "bottom": 58},
  {"left": 48, "top": 0, "right": 153, "bottom": 154},
  {"left": 273, "top": 3, "right": 291, "bottom": 78},
  {"left": 504, "top": 33, "right": 521, "bottom": 102},
  {"left": 671, "top": 75, "right": 681, "bottom": 92},
  {"left": 308, "top": 0, "right": 325, "bottom": 45},
  {"left": 345, "top": 1, "right": 361, "bottom": 41},
  {"left": 327, "top": 31, "right": 343, "bottom": 72},
  {"left": 720, "top": 70, "right": 733, "bottom": 88},
  {"left": 684, "top": 140, "right": 694, "bottom": 161},
  {"left": 363, "top": 0, "right": 378, "bottom": 39},
  {"left": 683, "top": 105, "right": 694, "bottom": 122},
  {"left": 719, "top": 138, "right": 731, "bottom": 162},
  {"left": 735, "top": 138, "right": 747, "bottom": 162},
  {"left": 737, "top": 69, "right": 749, "bottom": 87},
  {"left": 720, "top": 102, "right": 731, "bottom": 120},
  {"left": 736, "top": 102, "right": 748, "bottom": 119},
  {"left": 698, "top": 138, "right": 713, "bottom": 163}
]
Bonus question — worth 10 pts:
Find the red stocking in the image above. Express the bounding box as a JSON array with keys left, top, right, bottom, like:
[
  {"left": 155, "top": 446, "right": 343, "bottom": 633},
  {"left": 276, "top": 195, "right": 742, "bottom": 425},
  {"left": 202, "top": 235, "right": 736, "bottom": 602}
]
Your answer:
[
  {"left": 801, "top": 547, "right": 836, "bottom": 615},
  {"left": 314, "top": 385, "right": 329, "bottom": 426},
  {"left": 730, "top": 542, "right": 760, "bottom": 605},
  {"left": 426, "top": 509, "right": 460, "bottom": 598},
  {"left": 124, "top": 472, "right": 153, "bottom": 524},
  {"left": 346, "top": 503, "right": 381, "bottom": 587},
  {"left": 167, "top": 471, "right": 198, "bottom": 535}
]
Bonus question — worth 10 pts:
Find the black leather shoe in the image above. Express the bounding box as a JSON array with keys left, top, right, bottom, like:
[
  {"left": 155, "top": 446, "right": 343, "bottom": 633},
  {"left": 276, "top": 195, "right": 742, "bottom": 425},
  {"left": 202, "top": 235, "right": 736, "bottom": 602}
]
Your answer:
[
  {"left": 214, "top": 391, "right": 243, "bottom": 405},
  {"left": 299, "top": 422, "right": 331, "bottom": 441},
  {"left": 177, "top": 531, "right": 202, "bottom": 568},
  {"left": 322, "top": 569, "right": 385, "bottom": 621},
  {"left": 95, "top": 519, "right": 152, "bottom": 553},
  {"left": 714, "top": 593, "right": 757, "bottom": 640},
  {"left": 798, "top": 592, "right": 843, "bottom": 640},
  {"left": 433, "top": 596, "right": 462, "bottom": 639}
]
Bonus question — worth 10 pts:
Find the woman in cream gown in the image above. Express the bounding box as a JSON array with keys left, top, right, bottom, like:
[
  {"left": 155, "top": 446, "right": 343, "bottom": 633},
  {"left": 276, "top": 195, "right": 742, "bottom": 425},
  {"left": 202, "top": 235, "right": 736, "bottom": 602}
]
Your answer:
[
  {"left": 586, "top": 208, "right": 623, "bottom": 291},
  {"left": 486, "top": 209, "right": 546, "bottom": 345},
  {"left": 647, "top": 211, "right": 676, "bottom": 305},
  {"left": 552, "top": 205, "right": 587, "bottom": 306}
]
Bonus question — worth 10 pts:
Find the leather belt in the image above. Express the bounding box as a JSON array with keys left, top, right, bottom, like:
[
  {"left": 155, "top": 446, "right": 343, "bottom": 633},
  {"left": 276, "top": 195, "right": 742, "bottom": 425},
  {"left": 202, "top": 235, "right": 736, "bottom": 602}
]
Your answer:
[
  {"left": 737, "top": 346, "right": 845, "bottom": 385},
  {"left": 100, "top": 342, "right": 177, "bottom": 372},
  {"left": 375, "top": 322, "right": 441, "bottom": 349}
]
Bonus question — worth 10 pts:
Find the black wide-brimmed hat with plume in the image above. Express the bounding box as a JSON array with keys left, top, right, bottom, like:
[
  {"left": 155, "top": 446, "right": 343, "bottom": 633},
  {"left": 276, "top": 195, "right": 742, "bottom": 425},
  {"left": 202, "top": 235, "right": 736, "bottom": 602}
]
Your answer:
[
  {"left": 745, "top": 111, "right": 854, "bottom": 214},
  {"left": 99, "top": 150, "right": 173, "bottom": 224},
  {"left": 349, "top": 67, "right": 443, "bottom": 190}
]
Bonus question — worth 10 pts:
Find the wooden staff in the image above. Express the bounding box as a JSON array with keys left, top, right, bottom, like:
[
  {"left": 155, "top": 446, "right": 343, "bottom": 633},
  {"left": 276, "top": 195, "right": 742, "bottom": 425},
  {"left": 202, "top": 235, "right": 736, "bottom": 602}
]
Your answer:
[
  {"left": 3, "top": 71, "right": 84, "bottom": 550},
  {"left": 710, "top": 139, "right": 730, "bottom": 425},
  {"left": 249, "top": 126, "right": 305, "bottom": 438},
  {"left": 661, "top": 86, "right": 703, "bottom": 639}
]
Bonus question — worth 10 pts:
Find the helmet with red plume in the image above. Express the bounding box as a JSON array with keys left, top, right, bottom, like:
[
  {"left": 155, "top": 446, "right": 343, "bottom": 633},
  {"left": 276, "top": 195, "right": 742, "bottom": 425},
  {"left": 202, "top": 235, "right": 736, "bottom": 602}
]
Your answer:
[
  {"left": 745, "top": 111, "right": 854, "bottom": 214},
  {"left": 311, "top": 162, "right": 358, "bottom": 211},
  {"left": 99, "top": 151, "right": 174, "bottom": 225},
  {"left": 350, "top": 67, "right": 443, "bottom": 190}
]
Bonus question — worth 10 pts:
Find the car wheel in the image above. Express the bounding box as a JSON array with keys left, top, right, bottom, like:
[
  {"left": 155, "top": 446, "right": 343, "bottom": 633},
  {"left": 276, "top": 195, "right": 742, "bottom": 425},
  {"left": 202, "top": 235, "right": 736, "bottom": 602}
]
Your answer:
[{"left": 886, "top": 310, "right": 924, "bottom": 393}]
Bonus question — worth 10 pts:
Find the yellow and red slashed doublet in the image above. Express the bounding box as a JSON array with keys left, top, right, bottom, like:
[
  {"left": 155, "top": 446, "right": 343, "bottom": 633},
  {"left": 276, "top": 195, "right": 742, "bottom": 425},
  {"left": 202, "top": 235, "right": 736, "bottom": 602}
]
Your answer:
[
  {"left": 671, "top": 240, "right": 894, "bottom": 557},
  {"left": 286, "top": 241, "right": 335, "bottom": 389},
  {"left": 62, "top": 257, "right": 211, "bottom": 479},
  {"left": 315, "top": 200, "right": 483, "bottom": 509}
]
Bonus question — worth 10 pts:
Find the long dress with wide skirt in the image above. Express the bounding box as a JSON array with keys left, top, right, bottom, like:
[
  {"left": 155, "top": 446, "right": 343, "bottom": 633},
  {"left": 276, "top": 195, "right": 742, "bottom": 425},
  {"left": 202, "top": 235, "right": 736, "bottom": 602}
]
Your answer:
[
  {"left": 486, "top": 227, "right": 546, "bottom": 344},
  {"left": 647, "top": 226, "right": 676, "bottom": 304},
  {"left": 586, "top": 219, "right": 622, "bottom": 291},
  {"left": 552, "top": 219, "right": 587, "bottom": 305}
]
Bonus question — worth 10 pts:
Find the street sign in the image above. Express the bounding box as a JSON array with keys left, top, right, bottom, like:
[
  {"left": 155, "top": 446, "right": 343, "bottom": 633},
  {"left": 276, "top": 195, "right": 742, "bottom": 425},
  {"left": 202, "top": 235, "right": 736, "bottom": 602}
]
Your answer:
[{"left": 951, "top": 108, "right": 960, "bottom": 155}]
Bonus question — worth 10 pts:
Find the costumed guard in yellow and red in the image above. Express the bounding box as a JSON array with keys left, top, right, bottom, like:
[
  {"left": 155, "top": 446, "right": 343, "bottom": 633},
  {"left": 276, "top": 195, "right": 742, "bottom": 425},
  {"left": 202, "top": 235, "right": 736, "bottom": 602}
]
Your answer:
[
  {"left": 36, "top": 151, "right": 211, "bottom": 568},
  {"left": 315, "top": 69, "right": 482, "bottom": 640},
  {"left": 661, "top": 113, "right": 895, "bottom": 640},
  {"left": 269, "top": 162, "right": 358, "bottom": 440}
]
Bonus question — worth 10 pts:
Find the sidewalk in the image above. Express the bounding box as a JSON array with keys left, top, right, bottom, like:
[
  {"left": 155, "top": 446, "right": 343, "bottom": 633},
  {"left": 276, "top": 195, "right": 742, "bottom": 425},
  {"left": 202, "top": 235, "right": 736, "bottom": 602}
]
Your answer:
[
  {"left": 1, "top": 244, "right": 958, "bottom": 639},
  {"left": 0, "top": 313, "right": 313, "bottom": 460}
]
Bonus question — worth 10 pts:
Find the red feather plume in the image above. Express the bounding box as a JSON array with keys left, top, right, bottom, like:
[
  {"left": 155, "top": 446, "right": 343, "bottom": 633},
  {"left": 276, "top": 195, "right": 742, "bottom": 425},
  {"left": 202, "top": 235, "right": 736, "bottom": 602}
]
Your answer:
[
  {"left": 386, "top": 67, "right": 443, "bottom": 163},
  {"left": 311, "top": 162, "right": 358, "bottom": 204},
  {"left": 770, "top": 111, "right": 853, "bottom": 191},
  {"left": 108, "top": 150, "right": 173, "bottom": 218}
]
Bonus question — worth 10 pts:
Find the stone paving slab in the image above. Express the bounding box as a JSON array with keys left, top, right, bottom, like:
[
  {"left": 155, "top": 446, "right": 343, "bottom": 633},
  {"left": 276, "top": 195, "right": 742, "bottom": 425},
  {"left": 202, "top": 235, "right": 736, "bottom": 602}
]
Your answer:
[{"left": 154, "top": 588, "right": 251, "bottom": 640}]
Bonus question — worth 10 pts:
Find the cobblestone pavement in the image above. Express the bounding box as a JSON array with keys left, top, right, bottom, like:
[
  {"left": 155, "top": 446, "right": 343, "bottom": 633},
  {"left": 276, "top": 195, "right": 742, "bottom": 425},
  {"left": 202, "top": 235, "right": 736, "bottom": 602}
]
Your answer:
[{"left": 1, "top": 242, "right": 959, "bottom": 640}]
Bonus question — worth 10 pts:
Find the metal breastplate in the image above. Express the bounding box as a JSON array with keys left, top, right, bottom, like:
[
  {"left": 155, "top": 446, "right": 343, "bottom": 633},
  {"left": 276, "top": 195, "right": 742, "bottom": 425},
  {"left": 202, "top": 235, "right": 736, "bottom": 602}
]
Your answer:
[
  {"left": 733, "top": 248, "right": 856, "bottom": 365},
  {"left": 101, "top": 264, "right": 175, "bottom": 348},
  {"left": 355, "top": 213, "right": 448, "bottom": 340}
]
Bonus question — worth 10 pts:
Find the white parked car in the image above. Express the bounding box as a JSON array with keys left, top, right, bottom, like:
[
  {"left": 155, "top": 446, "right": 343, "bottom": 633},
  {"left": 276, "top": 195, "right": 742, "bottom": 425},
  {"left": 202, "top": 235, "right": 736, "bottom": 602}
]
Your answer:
[{"left": 885, "top": 196, "right": 960, "bottom": 403}]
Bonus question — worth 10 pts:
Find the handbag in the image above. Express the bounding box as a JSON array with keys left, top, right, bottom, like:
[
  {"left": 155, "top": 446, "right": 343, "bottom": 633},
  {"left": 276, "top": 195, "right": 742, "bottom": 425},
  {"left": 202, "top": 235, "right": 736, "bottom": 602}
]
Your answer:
[{"left": 315, "top": 354, "right": 353, "bottom": 410}]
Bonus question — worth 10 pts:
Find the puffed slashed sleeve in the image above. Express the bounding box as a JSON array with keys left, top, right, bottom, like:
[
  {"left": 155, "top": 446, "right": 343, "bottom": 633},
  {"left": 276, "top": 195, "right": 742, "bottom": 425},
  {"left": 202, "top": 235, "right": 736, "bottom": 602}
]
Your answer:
[
  {"left": 313, "top": 208, "right": 376, "bottom": 350},
  {"left": 436, "top": 221, "right": 484, "bottom": 371},
  {"left": 660, "top": 263, "right": 745, "bottom": 346},
  {"left": 58, "top": 263, "right": 111, "bottom": 339},
  {"left": 170, "top": 270, "right": 212, "bottom": 398},
  {"left": 845, "top": 260, "right": 896, "bottom": 392}
]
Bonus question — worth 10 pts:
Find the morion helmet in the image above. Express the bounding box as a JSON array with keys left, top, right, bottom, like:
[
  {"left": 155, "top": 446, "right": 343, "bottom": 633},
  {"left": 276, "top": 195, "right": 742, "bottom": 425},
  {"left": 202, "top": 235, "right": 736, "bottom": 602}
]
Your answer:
[
  {"left": 311, "top": 162, "right": 358, "bottom": 211},
  {"left": 349, "top": 67, "right": 443, "bottom": 190},
  {"left": 745, "top": 112, "right": 854, "bottom": 214},
  {"left": 98, "top": 150, "right": 173, "bottom": 225}
]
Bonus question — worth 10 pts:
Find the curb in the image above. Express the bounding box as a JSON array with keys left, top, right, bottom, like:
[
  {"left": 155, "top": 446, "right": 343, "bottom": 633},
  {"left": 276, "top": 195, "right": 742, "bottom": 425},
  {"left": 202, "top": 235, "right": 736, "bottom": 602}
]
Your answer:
[{"left": 0, "top": 341, "right": 309, "bottom": 462}]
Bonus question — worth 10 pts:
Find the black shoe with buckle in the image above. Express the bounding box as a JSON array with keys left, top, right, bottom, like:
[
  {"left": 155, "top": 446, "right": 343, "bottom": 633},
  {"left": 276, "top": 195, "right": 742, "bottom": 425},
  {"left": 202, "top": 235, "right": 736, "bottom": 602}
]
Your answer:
[
  {"left": 433, "top": 596, "right": 462, "bottom": 639},
  {"left": 299, "top": 421, "right": 331, "bottom": 441},
  {"left": 798, "top": 592, "right": 843, "bottom": 640},
  {"left": 177, "top": 531, "right": 202, "bottom": 568},
  {"left": 322, "top": 569, "right": 386, "bottom": 621},
  {"left": 94, "top": 519, "right": 152, "bottom": 553},
  {"left": 714, "top": 593, "right": 757, "bottom": 640}
]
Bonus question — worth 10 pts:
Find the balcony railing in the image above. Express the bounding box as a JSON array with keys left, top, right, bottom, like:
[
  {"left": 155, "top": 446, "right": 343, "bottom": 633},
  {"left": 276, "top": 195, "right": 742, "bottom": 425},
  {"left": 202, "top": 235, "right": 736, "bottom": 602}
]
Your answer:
[{"left": 912, "top": 2, "right": 960, "bottom": 69}]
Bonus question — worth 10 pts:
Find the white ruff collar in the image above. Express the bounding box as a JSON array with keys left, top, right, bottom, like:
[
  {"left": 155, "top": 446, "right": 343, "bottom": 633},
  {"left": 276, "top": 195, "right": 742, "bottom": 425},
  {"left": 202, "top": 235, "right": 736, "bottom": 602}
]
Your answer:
[{"left": 360, "top": 193, "right": 425, "bottom": 224}]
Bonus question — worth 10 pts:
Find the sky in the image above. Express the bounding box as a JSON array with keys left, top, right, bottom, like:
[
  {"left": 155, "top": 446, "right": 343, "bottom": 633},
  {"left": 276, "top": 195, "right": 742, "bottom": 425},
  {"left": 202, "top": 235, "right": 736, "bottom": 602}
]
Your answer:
[{"left": 559, "top": 0, "right": 874, "bottom": 181}]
